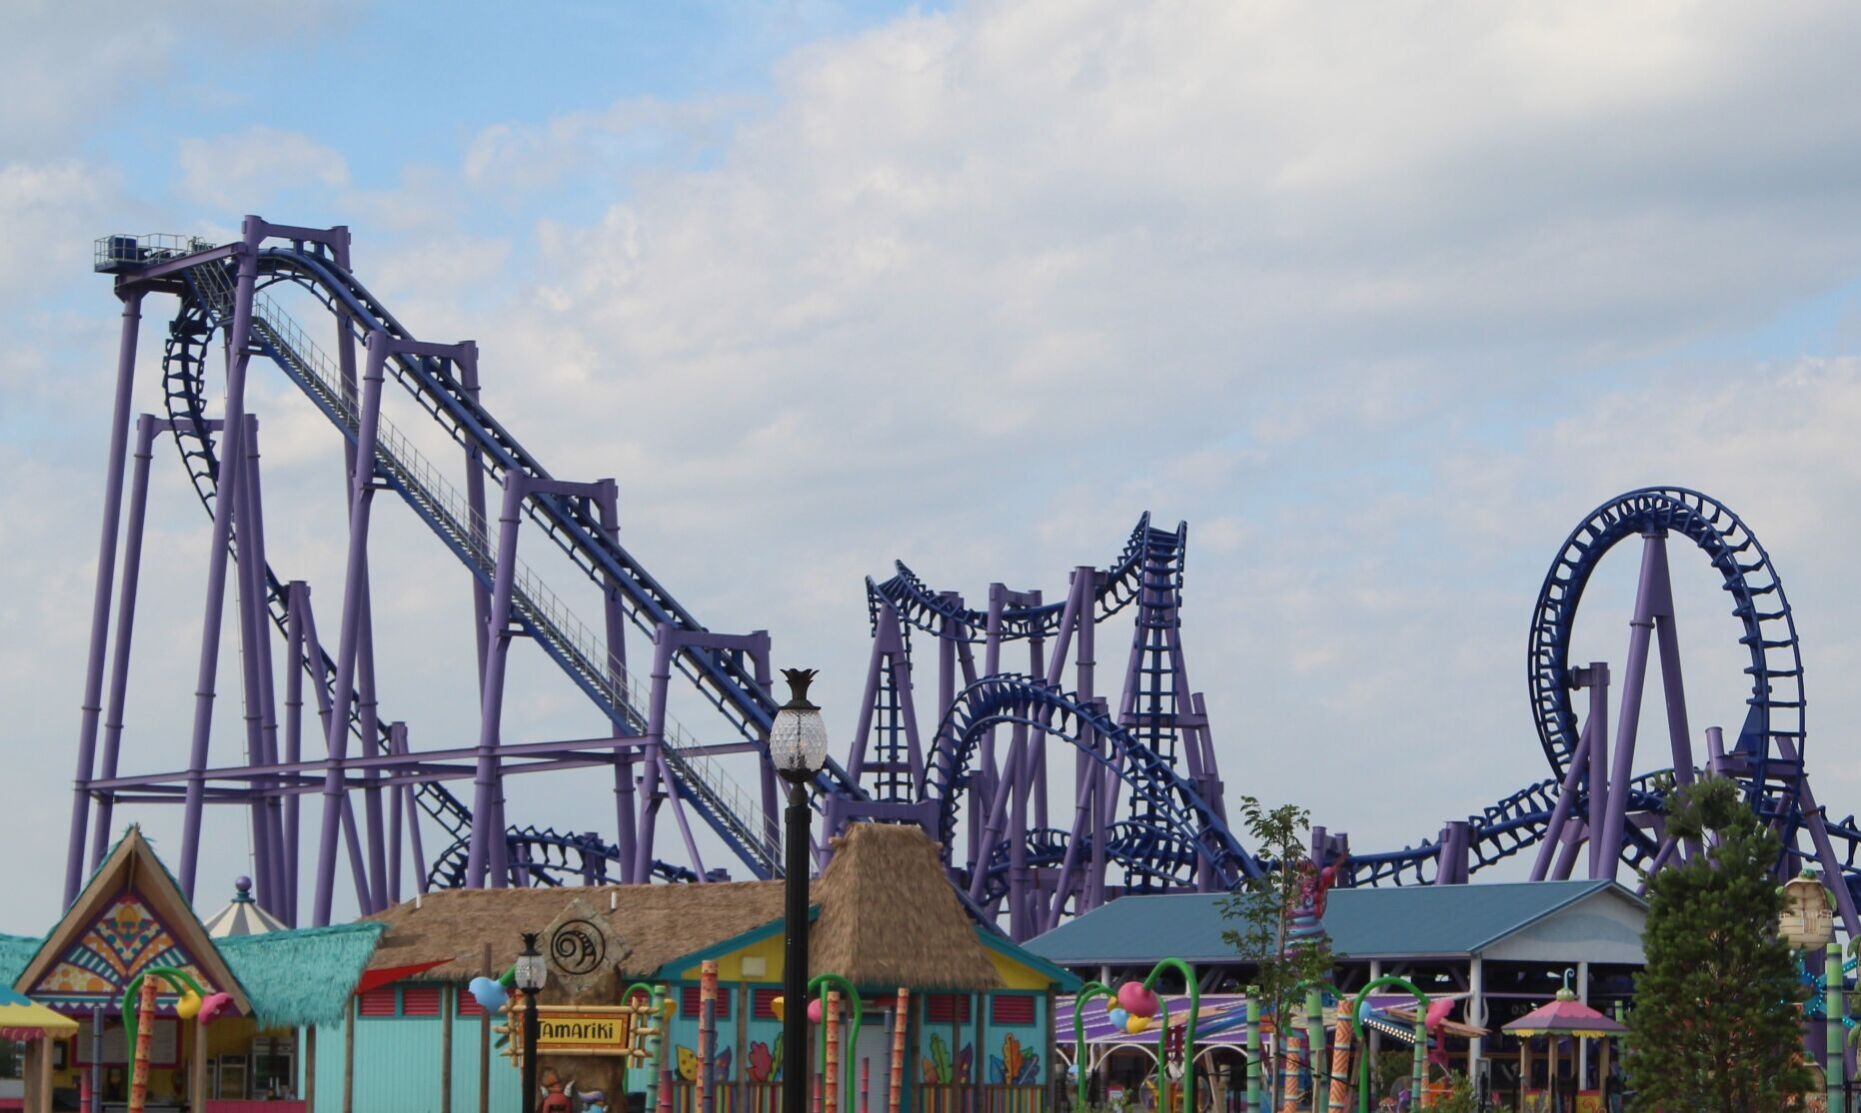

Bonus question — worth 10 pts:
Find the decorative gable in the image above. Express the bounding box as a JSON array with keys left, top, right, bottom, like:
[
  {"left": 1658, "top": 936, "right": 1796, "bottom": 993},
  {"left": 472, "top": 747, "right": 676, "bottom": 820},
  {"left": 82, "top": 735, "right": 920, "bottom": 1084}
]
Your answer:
[{"left": 31, "top": 890, "right": 215, "bottom": 1011}]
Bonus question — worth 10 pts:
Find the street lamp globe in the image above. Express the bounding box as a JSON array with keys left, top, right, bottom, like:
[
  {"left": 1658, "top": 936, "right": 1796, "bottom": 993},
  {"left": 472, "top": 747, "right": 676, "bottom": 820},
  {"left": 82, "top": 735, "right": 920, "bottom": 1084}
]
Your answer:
[
  {"left": 516, "top": 931, "right": 549, "bottom": 992},
  {"left": 770, "top": 668, "right": 830, "bottom": 782}
]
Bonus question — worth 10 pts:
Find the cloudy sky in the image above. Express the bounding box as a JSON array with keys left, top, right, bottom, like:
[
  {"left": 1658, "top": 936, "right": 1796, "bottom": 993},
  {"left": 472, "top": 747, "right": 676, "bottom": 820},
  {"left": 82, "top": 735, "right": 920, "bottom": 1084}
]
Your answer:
[{"left": 4, "top": 0, "right": 1861, "bottom": 932}]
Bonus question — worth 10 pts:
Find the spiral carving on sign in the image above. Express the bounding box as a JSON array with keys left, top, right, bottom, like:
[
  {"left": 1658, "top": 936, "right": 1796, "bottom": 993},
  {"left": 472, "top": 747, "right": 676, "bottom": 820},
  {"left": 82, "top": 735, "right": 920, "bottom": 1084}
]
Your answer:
[{"left": 550, "top": 918, "right": 605, "bottom": 976}]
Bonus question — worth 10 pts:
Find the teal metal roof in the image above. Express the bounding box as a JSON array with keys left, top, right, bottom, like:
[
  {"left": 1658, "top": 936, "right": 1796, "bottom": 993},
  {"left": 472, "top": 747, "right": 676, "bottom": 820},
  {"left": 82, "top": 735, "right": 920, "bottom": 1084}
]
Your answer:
[{"left": 1025, "top": 880, "right": 1642, "bottom": 965}]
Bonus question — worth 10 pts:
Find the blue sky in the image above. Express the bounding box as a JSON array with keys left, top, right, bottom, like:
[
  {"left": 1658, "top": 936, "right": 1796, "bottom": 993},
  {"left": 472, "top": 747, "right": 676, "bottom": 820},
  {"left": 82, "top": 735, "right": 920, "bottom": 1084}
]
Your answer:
[{"left": 4, "top": 0, "right": 1861, "bottom": 929}]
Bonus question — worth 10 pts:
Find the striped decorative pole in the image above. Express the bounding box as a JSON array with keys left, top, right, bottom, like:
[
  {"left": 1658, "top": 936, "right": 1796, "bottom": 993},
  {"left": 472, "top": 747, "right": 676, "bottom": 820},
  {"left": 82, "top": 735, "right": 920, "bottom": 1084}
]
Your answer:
[
  {"left": 1409, "top": 1011, "right": 1426, "bottom": 1112},
  {"left": 825, "top": 991, "right": 841, "bottom": 1113},
  {"left": 1327, "top": 1020, "right": 1352, "bottom": 1113},
  {"left": 1303, "top": 990, "right": 1326, "bottom": 1113},
  {"left": 655, "top": 984, "right": 673, "bottom": 1113},
  {"left": 128, "top": 975, "right": 157, "bottom": 1113},
  {"left": 861, "top": 1057, "right": 869, "bottom": 1113},
  {"left": 701, "top": 961, "right": 719, "bottom": 1113},
  {"left": 1829, "top": 944, "right": 1846, "bottom": 1113},
  {"left": 888, "top": 989, "right": 908, "bottom": 1113}
]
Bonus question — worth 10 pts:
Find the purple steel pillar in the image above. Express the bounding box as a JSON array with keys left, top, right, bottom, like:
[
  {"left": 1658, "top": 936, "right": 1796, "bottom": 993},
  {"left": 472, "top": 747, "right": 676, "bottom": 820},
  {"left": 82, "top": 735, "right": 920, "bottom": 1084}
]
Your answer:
[
  {"left": 459, "top": 343, "right": 492, "bottom": 683},
  {"left": 1595, "top": 532, "right": 1669, "bottom": 881},
  {"left": 243, "top": 422, "right": 289, "bottom": 908},
  {"left": 67, "top": 287, "right": 146, "bottom": 903},
  {"left": 387, "top": 721, "right": 405, "bottom": 904},
  {"left": 468, "top": 473, "right": 528, "bottom": 889},
  {"left": 595, "top": 479, "right": 640, "bottom": 880},
  {"left": 1531, "top": 720, "right": 1593, "bottom": 882},
  {"left": 357, "top": 581, "right": 389, "bottom": 909},
  {"left": 283, "top": 582, "right": 307, "bottom": 924},
  {"left": 231, "top": 415, "right": 277, "bottom": 907},
  {"left": 312, "top": 329, "right": 390, "bottom": 925},
  {"left": 632, "top": 627, "right": 677, "bottom": 883},
  {"left": 89, "top": 414, "right": 157, "bottom": 875},
  {"left": 1581, "top": 664, "right": 1611, "bottom": 878},
  {"left": 180, "top": 238, "right": 261, "bottom": 901},
  {"left": 1651, "top": 597, "right": 1701, "bottom": 862}
]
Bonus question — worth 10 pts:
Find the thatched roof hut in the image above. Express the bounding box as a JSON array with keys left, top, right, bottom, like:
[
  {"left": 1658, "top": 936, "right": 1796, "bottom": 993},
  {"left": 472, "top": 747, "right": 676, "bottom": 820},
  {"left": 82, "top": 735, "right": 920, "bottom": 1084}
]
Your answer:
[
  {"left": 807, "top": 822, "right": 1001, "bottom": 989},
  {"left": 365, "top": 880, "right": 786, "bottom": 982},
  {"left": 365, "top": 822, "right": 1002, "bottom": 990}
]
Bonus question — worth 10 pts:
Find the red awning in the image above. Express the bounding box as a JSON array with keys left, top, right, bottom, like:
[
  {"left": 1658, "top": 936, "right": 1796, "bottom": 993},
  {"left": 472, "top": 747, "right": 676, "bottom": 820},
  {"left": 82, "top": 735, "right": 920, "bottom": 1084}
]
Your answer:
[{"left": 354, "top": 960, "right": 452, "bottom": 995}]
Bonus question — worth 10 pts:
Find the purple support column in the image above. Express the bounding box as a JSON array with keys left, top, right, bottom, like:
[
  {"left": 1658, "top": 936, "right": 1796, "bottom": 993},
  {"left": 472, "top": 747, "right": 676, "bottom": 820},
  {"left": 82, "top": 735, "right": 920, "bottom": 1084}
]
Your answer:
[
  {"left": 1531, "top": 723, "right": 1592, "bottom": 882},
  {"left": 1651, "top": 595, "right": 1703, "bottom": 862},
  {"left": 468, "top": 474, "right": 528, "bottom": 889},
  {"left": 1595, "top": 532, "right": 1667, "bottom": 881},
  {"left": 241, "top": 420, "right": 289, "bottom": 908},
  {"left": 181, "top": 242, "right": 261, "bottom": 901},
  {"left": 391, "top": 723, "right": 429, "bottom": 894},
  {"left": 459, "top": 344, "right": 493, "bottom": 684},
  {"left": 1581, "top": 664, "right": 1611, "bottom": 879},
  {"left": 66, "top": 288, "right": 145, "bottom": 905},
  {"left": 632, "top": 628, "right": 676, "bottom": 882},
  {"left": 232, "top": 415, "right": 276, "bottom": 906},
  {"left": 312, "top": 330, "right": 389, "bottom": 925},
  {"left": 283, "top": 582, "right": 306, "bottom": 924},
  {"left": 595, "top": 479, "right": 639, "bottom": 879},
  {"left": 90, "top": 414, "right": 157, "bottom": 874},
  {"left": 357, "top": 581, "right": 389, "bottom": 909},
  {"left": 388, "top": 721, "right": 404, "bottom": 904}
]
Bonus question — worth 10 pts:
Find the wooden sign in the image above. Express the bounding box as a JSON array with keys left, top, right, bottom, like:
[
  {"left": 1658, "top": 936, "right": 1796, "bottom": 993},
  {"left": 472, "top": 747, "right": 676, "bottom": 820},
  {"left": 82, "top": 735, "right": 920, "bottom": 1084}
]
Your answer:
[
  {"left": 537, "top": 1006, "right": 636, "bottom": 1056},
  {"left": 509, "top": 1004, "right": 658, "bottom": 1063},
  {"left": 542, "top": 896, "right": 629, "bottom": 997}
]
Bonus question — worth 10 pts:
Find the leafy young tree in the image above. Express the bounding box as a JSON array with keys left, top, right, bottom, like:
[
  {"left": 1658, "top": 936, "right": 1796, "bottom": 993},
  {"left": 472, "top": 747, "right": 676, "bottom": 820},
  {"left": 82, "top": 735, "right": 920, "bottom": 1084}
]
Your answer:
[
  {"left": 1218, "top": 797, "right": 1336, "bottom": 1097},
  {"left": 1625, "top": 776, "right": 1813, "bottom": 1112}
]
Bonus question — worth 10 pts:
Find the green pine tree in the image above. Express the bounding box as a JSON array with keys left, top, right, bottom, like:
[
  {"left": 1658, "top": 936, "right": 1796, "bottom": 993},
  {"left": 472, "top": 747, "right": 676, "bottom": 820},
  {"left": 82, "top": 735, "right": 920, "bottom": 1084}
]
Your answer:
[{"left": 1625, "top": 776, "right": 1813, "bottom": 1112}]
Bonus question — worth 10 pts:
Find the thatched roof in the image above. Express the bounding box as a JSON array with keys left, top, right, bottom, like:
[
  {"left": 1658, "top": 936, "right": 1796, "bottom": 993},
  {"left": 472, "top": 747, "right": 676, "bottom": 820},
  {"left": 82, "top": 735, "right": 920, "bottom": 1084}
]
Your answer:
[
  {"left": 219, "top": 923, "right": 384, "bottom": 1029},
  {"left": 366, "top": 823, "right": 1006, "bottom": 991},
  {"left": 808, "top": 823, "right": 1002, "bottom": 990},
  {"left": 364, "top": 881, "right": 787, "bottom": 982}
]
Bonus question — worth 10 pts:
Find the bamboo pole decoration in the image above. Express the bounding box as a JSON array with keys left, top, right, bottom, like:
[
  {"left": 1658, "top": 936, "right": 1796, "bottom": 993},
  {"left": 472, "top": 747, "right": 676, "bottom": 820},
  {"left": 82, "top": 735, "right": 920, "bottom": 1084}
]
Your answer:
[
  {"left": 480, "top": 945, "right": 493, "bottom": 1113},
  {"left": 441, "top": 984, "right": 454, "bottom": 1113},
  {"left": 888, "top": 989, "right": 908, "bottom": 1113},
  {"left": 1277, "top": 1028, "right": 1305, "bottom": 1113},
  {"left": 128, "top": 974, "right": 156, "bottom": 1113},
  {"left": 701, "top": 960, "right": 719, "bottom": 1113},
  {"left": 1244, "top": 990, "right": 1262, "bottom": 1113},
  {"left": 1327, "top": 1020, "right": 1352, "bottom": 1113},
  {"left": 1304, "top": 990, "right": 1326, "bottom": 1113},
  {"left": 654, "top": 985, "right": 673, "bottom": 1113},
  {"left": 824, "top": 991, "right": 840, "bottom": 1113}
]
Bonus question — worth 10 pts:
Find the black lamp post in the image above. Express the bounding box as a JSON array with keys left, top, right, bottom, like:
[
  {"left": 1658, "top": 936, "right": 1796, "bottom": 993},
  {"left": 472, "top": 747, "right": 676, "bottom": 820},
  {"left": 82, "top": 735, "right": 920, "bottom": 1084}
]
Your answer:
[
  {"left": 770, "top": 668, "right": 830, "bottom": 1113},
  {"left": 516, "top": 931, "right": 548, "bottom": 1113}
]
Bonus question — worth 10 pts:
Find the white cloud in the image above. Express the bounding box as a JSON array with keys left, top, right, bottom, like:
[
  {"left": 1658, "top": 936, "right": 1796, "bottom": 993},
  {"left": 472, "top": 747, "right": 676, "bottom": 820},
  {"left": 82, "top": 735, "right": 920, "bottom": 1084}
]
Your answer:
[{"left": 177, "top": 126, "right": 352, "bottom": 211}]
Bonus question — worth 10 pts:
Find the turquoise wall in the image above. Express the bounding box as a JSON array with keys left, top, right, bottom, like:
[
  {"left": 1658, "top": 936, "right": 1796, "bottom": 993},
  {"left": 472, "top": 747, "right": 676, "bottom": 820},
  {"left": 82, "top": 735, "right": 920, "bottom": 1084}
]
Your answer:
[{"left": 304, "top": 988, "right": 521, "bottom": 1112}]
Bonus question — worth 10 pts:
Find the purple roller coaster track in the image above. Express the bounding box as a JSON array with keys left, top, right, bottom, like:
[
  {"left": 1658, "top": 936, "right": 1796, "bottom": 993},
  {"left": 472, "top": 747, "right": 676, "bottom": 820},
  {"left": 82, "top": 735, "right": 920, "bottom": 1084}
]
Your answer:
[{"left": 66, "top": 218, "right": 1861, "bottom": 942}]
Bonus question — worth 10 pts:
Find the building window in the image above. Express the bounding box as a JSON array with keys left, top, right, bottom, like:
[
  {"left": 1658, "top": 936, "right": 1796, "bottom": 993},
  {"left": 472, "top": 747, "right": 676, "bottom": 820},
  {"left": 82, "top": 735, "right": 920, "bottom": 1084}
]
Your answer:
[
  {"left": 458, "top": 990, "right": 485, "bottom": 1018},
  {"left": 401, "top": 987, "right": 442, "bottom": 1017},
  {"left": 682, "top": 985, "right": 732, "bottom": 1020},
  {"left": 990, "top": 995, "right": 1036, "bottom": 1026},
  {"left": 357, "top": 988, "right": 398, "bottom": 1018},
  {"left": 752, "top": 989, "right": 782, "bottom": 1020},
  {"left": 926, "top": 995, "right": 972, "bottom": 1023}
]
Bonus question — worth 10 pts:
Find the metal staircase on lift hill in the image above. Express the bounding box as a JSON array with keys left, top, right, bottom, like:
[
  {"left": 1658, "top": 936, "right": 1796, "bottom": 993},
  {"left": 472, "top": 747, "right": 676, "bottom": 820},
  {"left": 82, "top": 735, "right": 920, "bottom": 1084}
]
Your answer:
[{"left": 144, "top": 235, "right": 784, "bottom": 883}]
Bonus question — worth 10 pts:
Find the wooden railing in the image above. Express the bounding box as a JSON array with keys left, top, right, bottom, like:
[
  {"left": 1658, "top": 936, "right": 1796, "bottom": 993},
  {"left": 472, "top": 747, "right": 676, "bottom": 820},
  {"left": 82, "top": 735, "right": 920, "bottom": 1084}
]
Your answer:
[{"left": 916, "top": 1082, "right": 1048, "bottom": 1113}]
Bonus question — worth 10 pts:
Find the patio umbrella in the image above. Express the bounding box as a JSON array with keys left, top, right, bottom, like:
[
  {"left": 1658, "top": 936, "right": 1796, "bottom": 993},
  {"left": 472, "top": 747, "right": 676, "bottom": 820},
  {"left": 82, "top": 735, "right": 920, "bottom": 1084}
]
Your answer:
[{"left": 0, "top": 985, "right": 78, "bottom": 1040}]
